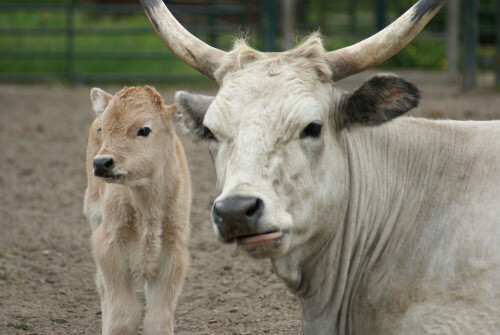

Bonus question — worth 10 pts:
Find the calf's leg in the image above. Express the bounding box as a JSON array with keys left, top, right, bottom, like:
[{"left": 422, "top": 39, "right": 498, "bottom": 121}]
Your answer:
[
  {"left": 143, "top": 240, "right": 189, "bottom": 335},
  {"left": 92, "top": 228, "right": 141, "bottom": 335}
]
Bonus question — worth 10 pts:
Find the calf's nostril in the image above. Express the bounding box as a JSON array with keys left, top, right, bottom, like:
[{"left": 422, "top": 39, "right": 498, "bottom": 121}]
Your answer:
[
  {"left": 103, "top": 159, "right": 114, "bottom": 168},
  {"left": 93, "top": 157, "right": 115, "bottom": 176}
]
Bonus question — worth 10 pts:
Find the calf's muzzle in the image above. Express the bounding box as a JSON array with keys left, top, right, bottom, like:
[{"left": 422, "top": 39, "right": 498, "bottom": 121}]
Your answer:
[
  {"left": 93, "top": 157, "right": 114, "bottom": 177},
  {"left": 212, "top": 196, "right": 264, "bottom": 241}
]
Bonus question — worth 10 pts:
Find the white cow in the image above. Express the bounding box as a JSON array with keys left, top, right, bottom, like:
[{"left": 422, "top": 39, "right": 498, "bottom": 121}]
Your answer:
[
  {"left": 140, "top": 0, "right": 500, "bottom": 333},
  {"left": 83, "top": 86, "right": 191, "bottom": 335}
]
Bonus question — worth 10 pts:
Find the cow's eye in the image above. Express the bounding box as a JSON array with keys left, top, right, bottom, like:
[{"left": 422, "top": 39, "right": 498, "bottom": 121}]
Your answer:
[
  {"left": 300, "top": 122, "right": 322, "bottom": 139},
  {"left": 202, "top": 126, "right": 216, "bottom": 141},
  {"left": 97, "top": 127, "right": 102, "bottom": 132},
  {"left": 137, "top": 127, "right": 152, "bottom": 137}
]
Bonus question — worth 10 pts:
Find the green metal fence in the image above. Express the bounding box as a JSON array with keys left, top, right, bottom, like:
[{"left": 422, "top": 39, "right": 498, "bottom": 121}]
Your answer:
[
  {"left": 0, "top": 0, "right": 259, "bottom": 83},
  {"left": 1, "top": 0, "right": 499, "bottom": 86}
]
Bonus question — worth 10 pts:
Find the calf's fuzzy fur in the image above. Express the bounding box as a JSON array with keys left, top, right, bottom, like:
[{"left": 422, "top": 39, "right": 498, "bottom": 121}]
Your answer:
[{"left": 83, "top": 86, "right": 191, "bottom": 335}]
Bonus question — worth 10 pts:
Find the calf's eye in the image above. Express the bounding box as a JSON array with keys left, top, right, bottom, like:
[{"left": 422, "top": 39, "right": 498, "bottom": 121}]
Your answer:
[
  {"left": 300, "top": 122, "right": 322, "bottom": 139},
  {"left": 137, "top": 127, "right": 152, "bottom": 137}
]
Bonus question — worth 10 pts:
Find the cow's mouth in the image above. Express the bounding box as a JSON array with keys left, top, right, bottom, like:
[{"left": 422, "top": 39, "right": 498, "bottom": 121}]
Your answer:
[{"left": 237, "top": 230, "right": 284, "bottom": 247}]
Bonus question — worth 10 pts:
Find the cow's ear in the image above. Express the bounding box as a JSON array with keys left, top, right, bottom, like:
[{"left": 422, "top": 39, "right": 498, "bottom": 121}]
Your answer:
[
  {"left": 175, "top": 91, "right": 215, "bottom": 140},
  {"left": 338, "top": 74, "right": 420, "bottom": 128},
  {"left": 90, "top": 88, "right": 113, "bottom": 116}
]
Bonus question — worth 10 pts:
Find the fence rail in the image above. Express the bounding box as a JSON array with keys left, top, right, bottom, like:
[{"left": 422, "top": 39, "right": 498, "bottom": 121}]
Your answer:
[
  {"left": 1, "top": 0, "right": 499, "bottom": 87},
  {"left": 0, "top": 1, "right": 258, "bottom": 83}
]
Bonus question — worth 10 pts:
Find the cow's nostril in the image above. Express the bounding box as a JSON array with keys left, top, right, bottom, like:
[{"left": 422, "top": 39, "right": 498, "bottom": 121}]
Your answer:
[
  {"left": 245, "top": 198, "right": 263, "bottom": 218},
  {"left": 212, "top": 203, "right": 223, "bottom": 224},
  {"left": 212, "top": 196, "right": 265, "bottom": 241},
  {"left": 212, "top": 196, "right": 264, "bottom": 225}
]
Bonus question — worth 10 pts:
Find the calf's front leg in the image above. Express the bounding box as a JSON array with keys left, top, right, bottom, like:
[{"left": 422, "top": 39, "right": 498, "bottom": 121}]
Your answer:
[
  {"left": 92, "top": 228, "right": 141, "bottom": 335},
  {"left": 143, "top": 240, "right": 189, "bottom": 335}
]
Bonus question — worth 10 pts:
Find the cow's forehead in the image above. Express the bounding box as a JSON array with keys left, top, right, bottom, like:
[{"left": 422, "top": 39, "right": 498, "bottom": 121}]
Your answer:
[{"left": 205, "top": 64, "right": 334, "bottom": 137}]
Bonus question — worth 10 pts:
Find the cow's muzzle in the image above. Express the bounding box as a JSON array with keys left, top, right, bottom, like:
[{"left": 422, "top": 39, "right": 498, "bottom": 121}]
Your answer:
[
  {"left": 212, "top": 195, "right": 283, "bottom": 247},
  {"left": 212, "top": 196, "right": 264, "bottom": 241}
]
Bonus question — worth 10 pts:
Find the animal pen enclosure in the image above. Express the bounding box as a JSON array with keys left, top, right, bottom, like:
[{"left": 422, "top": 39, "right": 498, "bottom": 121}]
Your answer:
[
  {"left": 2, "top": 2, "right": 500, "bottom": 335},
  {"left": 0, "top": 0, "right": 499, "bottom": 88}
]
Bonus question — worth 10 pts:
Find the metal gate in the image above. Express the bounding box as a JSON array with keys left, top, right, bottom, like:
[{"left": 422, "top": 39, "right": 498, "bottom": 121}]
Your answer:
[{"left": 0, "top": 0, "right": 265, "bottom": 83}]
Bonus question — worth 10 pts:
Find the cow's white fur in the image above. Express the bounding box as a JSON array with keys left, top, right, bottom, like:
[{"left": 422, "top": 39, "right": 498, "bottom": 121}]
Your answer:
[
  {"left": 177, "top": 36, "right": 500, "bottom": 334},
  {"left": 83, "top": 86, "right": 191, "bottom": 335}
]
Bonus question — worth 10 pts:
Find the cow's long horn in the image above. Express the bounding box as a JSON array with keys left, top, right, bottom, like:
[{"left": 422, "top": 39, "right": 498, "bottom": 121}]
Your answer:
[
  {"left": 326, "top": 0, "right": 447, "bottom": 81},
  {"left": 139, "top": 0, "right": 226, "bottom": 80}
]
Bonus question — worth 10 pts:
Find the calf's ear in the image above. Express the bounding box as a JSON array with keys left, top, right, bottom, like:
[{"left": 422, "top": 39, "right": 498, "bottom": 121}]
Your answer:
[
  {"left": 90, "top": 88, "right": 113, "bottom": 116},
  {"left": 175, "top": 91, "right": 215, "bottom": 140},
  {"left": 162, "top": 104, "right": 178, "bottom": 120},
  {"left": 338, "top": 74, "right": 420, "bottom": 128}
]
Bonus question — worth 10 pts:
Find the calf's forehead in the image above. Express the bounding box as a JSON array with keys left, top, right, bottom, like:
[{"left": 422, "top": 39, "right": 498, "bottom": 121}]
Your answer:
[{"left": 101, "top": 97, "right": 159, "bottom": 129}]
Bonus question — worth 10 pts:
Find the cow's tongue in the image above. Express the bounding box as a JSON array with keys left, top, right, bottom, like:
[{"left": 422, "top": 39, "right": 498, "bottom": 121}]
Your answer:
[{"left": 240, "top": 231, "right": 283, "bottom": 246}]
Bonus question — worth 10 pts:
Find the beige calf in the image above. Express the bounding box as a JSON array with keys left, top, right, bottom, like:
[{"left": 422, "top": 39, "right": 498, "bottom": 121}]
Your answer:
[{"left": 83, "top": 86, "right": 191, "bottom": 335}]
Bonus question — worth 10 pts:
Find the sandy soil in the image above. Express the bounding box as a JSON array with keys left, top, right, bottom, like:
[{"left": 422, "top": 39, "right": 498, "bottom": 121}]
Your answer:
[{"left": 0, "top": 71, "right": 499, "bottom": 335}]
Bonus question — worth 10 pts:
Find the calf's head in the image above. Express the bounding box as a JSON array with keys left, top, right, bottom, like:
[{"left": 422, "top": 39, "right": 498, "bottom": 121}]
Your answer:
[
  {"left": 176, "top": 37, "right": 420, "bottom": 259},
  {"left": 89, "top": 86, "right": 177, "bottom": 186}
]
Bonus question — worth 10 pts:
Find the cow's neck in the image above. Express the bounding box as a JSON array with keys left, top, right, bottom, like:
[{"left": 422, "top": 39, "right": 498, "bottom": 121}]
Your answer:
[
  {"left": 273, "top": 230, "right": 347, "bottom": 334},
  {"left": 275, "top": 117, "right": 477, "bottom": 334},
  {"left": 340, "top": 117, "right": 492, "bottom": 333}
]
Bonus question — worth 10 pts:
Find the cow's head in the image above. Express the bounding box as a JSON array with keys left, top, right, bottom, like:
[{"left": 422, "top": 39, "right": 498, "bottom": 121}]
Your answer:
[
  {"left": 89, "top": 86, "right": 177, "bottom": 187},
  {"left": 176, "top": 43, "right": 420, "bottom": 259},
  {"left": 139, "top": 0, "right": 444, "bottom": 258}
]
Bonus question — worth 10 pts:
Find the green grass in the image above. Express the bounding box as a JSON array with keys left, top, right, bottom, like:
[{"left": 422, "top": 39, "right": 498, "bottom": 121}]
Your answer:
[
  {"left": 0, "top": 252, "right": 5, "bottom": 258},
  {"left": 7, "top": 322, "right": 33, "bottom": 331}
]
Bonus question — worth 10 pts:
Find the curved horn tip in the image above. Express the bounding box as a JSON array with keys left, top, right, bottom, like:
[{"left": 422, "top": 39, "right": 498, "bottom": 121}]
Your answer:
[
  {"left": 327, "top": 0, "right": 447, "bottom": 81},
  {"left": 412, "top": 0, "right": 448, "bottom": 22}
]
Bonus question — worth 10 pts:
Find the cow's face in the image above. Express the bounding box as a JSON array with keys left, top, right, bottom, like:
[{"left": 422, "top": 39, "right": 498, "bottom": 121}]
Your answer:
[
  {"left": 177, "top": 37, "right": 420, "bottom": 259},
  {"left": 90, "top": 86, "right": 176, "bottom": 187}
]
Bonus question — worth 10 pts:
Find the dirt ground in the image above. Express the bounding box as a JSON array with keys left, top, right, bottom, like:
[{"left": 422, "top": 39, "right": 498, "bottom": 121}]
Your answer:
[{"left": 1, "top": 70, "right": 499, "bottom": 335}]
